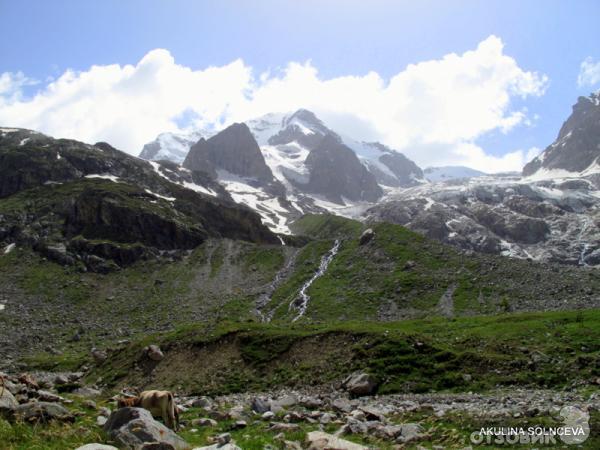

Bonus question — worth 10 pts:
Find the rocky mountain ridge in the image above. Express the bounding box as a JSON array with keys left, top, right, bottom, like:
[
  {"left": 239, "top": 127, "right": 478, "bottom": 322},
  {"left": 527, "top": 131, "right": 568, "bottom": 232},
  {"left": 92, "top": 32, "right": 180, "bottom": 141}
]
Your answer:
[{"left": 138, "top": 96, "right": 600, "bottom": 266}]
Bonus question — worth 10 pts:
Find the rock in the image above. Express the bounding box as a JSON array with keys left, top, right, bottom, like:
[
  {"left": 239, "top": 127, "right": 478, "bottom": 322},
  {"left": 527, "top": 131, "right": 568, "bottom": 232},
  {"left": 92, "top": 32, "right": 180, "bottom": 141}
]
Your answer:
[
  {"left": 269, "top": 422, "right": 300, "bottom": 432},
  {"left": 331, "top": 397, "right": 353, "bottom": 413},
  {"left": 191, "top": 418, "right": 217, "bottom": 427},
  {"left": 144, "top": 344, "right": 165, "bottom": 361},
  {"left": 0, "top": 387, "right": 18, "bottom": 413},
  {"left": 319, "top": 412, "right": 334, "bottom": 424},
  {"left": 81, "top": 399, "right": 96, "bottom": 410},
  {"left": 284, "top": 441, "right": 303, "bottom": 450},
  {"left": 189, "top": 396, "right": 212, "bottom": 409},
  {"left": 36, "top": 390, "right": 64, "bottom": 403},
  {"left": 98, "top": 406, "right": 112, "bottom": 417},
  {"left": 91, "top": 348, "right": 108, "bottom": 364},
  {"left": 54, "top": 374, "right": 70, "bottom": 385},
  {"left": 103, "top": 407, "right": 188, "bottom": 450},
  {"left": 270, "top": 394, "right": 297, "bottom": 411},
  {"left": 359, "top": 405, "right": 387, "bottom": 421},
  {"left": 359, "top": 228, "right": 375, "bottom": 245},
  {"left": 342, "top": 372, "right": 378, "bottom": 396},
  {"left": 72, "top": 387, "right": 101, "bottom": 398},
  {"left": 342, "top": 417, "right": 368, "bottom": 435},
  {"left": 96, "top": 415, "right": 108, "bottom": 426},
  {"left": 251, "top": 397, "right": 270, "bottom": 413},
  {"left": 306, "top": 431, "right": 368, "bottom": 450},
  {"left": 75, "top": 445, "right": 119, "bottom": 450},
  {"left": 396, "top": 423, "right": 424, "bottom": 443},
  {"left": 262, "top": 411, "right": 275, "bottom": 420},
  {"left": 18, "top": 373, "right": 39, "bottom": 390},
  {"left": 138, "top": 444, "right": 177, "bottom": 450},
  {"left": 9, "top": 401, "right": 75, "bottom": 423},
  {"left": 233, "top": 420, "right": 247, "bottom": 429},
  {"left": 215, "top": 432, "right": 231, "bottom": 445}
]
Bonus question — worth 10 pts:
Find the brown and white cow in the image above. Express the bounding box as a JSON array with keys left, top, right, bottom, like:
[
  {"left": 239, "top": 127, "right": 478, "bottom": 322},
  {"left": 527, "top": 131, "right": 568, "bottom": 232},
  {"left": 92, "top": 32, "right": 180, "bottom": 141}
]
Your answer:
[{"left": 117, "top": 390, "right": 179, "bottom": 430}]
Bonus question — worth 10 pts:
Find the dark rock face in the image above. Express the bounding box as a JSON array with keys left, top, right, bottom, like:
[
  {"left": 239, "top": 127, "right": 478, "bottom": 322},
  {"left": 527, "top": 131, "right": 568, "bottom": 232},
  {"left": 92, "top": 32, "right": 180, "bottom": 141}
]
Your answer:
[
  {"left": 0, "top": 128, "right": 279, "bottom": 271},
  {"left": 362, "top": 142, "right": 424, "bottom": 187},
  {"left": 303, "top": 135, "right": 383, "bottom": 204},
  {"left": 523, "top": 94, "right": 600, "bottom": 176},
  {"left": 184, "top": 123, "right": 274, "bottom": 183}
]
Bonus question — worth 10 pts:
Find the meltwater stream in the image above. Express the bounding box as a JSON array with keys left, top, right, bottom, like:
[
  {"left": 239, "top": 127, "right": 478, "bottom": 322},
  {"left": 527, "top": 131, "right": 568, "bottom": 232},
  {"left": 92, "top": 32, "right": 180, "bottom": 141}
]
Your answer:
[{"left": 291, "top": 239, "right": 341, "bottom": 322}]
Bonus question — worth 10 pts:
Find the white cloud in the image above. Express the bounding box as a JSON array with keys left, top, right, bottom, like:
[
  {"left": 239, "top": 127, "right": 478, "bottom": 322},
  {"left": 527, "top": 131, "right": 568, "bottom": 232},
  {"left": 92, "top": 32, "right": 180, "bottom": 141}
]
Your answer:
[
  {"left": 577, "top": 57, "right": 600, "bottom": 88},
  {"left": 0, "top": 35, "right": 548, "bottom": 172}
]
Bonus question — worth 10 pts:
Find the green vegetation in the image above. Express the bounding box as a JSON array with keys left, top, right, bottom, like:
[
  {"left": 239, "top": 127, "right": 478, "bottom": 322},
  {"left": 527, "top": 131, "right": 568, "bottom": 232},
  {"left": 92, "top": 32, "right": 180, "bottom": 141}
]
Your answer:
[{"left": 84, "top": 309, "right": 600, "bottom": 396}]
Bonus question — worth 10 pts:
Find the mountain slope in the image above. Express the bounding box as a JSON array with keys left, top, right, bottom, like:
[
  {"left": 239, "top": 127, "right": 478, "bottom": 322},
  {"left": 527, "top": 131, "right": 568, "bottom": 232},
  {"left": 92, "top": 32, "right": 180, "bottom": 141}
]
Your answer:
[
  {"left": 0, "top": 128, "right": 279, "bottom": 272},
  {"left": 523, "top": 93, "right": 600, "bottom": 177}
]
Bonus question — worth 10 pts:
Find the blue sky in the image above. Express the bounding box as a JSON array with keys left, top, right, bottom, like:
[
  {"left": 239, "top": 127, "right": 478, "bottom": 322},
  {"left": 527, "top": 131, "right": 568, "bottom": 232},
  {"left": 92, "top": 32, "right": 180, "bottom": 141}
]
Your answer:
[{"left": 1, "top": 0, "right": 599, "bottom": 171}]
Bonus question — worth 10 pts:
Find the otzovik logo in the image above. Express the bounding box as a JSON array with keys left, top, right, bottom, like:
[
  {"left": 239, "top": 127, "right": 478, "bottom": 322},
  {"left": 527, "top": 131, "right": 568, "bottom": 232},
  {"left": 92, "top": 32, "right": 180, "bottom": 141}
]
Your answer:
[{"left": 470, "top": 406, "right": 589, "bottom": 446}]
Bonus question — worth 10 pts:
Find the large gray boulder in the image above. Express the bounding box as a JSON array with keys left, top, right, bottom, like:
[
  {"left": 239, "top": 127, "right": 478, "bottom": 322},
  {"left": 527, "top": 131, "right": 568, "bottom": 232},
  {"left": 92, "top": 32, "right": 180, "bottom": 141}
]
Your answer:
[
  {"left": 9, "top": 401, "right": 75, "bottom": 423},
  {"left": 0, "top": 387, "right": 18, "bottom": 413},
  {"left": 306, "top": 431, "right": 368, "bottom": 450},
  {"left": 342, "top": 372, "right": 378, "bottom": 396},
  {"left": 103, "top": 407, "right": 189, "bottom": 450}
]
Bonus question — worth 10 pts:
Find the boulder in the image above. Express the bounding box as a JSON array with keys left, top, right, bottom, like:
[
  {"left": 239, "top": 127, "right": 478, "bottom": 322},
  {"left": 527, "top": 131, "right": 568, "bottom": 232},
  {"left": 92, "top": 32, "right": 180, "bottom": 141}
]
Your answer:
[
  {"left": 103, "top": 407, "right": 188, "bottom": 450},
  {"left": 72, "top": 387, "right": 102, "bottom": 398},
  {"left": 0, "top": 387, "right": 18, "bottom": 414},
  {"left": 359, "top": 228, "right": 375, "bottom": 245},
  {"left": 396, "top": 423, "right": 424, "bottom": 443},
  {"left": 306, "top": 431, "right": 368, "bottom": 450},
  {"left": 91, "top": 348, "right": 108, "bottom": 364},
  {"left": 342, "top": 372, "right": 378, "bottom": 396},
  {"left": 331, "top": 397, "right": 353, "bottom": 413},
  {"left": 9, "top": 401, "right": 75, "bottom": 423},
  {"left": 144, "top": 344, "right": 165, "bottom": 361},
  {"left": 75, "top": 445, "right": 119, "bottom": 450},
  {"left": 36, "top": 390, "right": 64, "bottom": 403},
  {"left": 251, "top": 397, "right": 270, "bottom": 413}
]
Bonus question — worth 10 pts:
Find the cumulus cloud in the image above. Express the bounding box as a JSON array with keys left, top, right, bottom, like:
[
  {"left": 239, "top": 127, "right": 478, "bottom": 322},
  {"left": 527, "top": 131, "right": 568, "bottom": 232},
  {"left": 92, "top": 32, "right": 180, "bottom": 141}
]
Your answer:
[
  {"left": 577, "top": 57, "right": 600, "bottom": 88},
  {"left": 0, "top": 35, "right": 548, "bottom": 172}
]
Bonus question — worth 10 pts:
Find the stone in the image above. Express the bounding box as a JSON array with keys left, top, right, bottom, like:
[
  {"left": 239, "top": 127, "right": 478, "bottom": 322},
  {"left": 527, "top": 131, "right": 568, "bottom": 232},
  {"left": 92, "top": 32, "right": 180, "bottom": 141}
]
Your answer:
[
  {"left": 233, "top": 420, "right": 247, "bottom": 429},
  {"left": 396, "top": 423, "right": 424, "bottom": 443},
  {"left": 342, "top": 417, "right": 368, "bottom": 435},
  {"left": 138, "top": 444, "right": 176, "bottom": 450},
  {"left": 216, "top": 432, "right": 231, "bottom": 445},
  {"left": 269, "top": 422, "right": 300, "bottom": 432},
  {"left": 54, "top": 374, "right": 70, "bottom": 385},
  {"left": 99, "top": 406, "right": 112, "bottom": 417},
  {"left": 103, "top": 407, "right": 188, "bottom": 450},
  {"left": 75, "top": 445, "right": 119, "bottom": 450},
  {"left": 96, "top": 415, "right": 107, "bottom": 426},
  {"left": 83, "top": 399, "right": 97, "bottom": 409},
  {"left": 331, "top": 397, "right": 353, "bottom": 413},
  {"left": 359, "top": 228, "right": 375, "bottom": 245},
  {"left": 72, "top": 387, "right": 102, "bottom": 398},
  {"left": 270, "top": 394, "right": 297, "bottom": 411},
  {"left": 306, "top": 431, "right": 368, "bottom": 450},
  {"left": 262, "top": 411, "right": 275, "bottom": 420},
  {"left": 251, "top": 397, "right": 270, "bottom": 413},
  {"left": 190, "top": 396, "right": 211, "bottom": 409},
  {"left": 144, "top": 344, "right": 165, "bottom": 361},
  {"left": 342, "top": 372, "right": 378, "bottom": 396},
  {"left": 0, "top": 387, "right": 18, "bottom": 413},
  {"left": 91, "top": 348, "right": 108, "bottom": 364},
  {"left": 191, "top": 418, "right": 217, "bottom": 427},
  {"left": 9, "top": 401, "right": 75, "bottom": 423},
  {"left": 36, "top": 390, "right": 63, "bottom": 403}
]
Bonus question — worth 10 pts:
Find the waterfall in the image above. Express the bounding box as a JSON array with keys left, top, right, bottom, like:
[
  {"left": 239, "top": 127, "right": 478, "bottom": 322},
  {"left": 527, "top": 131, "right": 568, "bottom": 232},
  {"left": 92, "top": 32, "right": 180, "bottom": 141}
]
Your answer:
[{"left": 291, "top": 239, "right": 341, "bottom": 322}]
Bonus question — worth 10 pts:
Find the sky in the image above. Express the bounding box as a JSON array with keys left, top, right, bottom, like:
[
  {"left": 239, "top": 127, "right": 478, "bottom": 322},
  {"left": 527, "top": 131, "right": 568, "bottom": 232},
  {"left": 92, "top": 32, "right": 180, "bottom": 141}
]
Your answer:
[{"left": 1, "top": 0, "right": 599, "bottom": 172}]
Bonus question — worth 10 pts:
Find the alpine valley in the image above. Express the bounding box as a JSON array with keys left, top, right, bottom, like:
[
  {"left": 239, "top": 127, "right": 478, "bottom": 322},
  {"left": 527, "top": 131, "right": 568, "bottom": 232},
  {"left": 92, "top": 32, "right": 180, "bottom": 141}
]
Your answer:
[{"left": 0, "top": 95, "right": 599, "bottom": 450}]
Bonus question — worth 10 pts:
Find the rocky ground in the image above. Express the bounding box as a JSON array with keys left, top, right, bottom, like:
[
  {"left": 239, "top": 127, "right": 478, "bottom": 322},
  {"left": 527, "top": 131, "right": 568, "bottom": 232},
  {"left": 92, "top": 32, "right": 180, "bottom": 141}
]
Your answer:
[{"left": 1, "top": 369, "right": 598, "bottom": 449}]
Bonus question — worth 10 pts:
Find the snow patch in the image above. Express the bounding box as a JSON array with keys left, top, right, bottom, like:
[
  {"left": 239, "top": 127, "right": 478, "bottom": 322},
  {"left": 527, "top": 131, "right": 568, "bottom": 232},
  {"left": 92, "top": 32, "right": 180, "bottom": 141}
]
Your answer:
[
  {"left": 19, "top": 137, "right": 30, "bottom": 146},
  {"left": 85, "top": 174, "right": 120, "bottom": 182},
  {"left": 4, "top": 243, "right": 15, "bottom": 254},
  {"left": 144, "top": 189, "right": 175, "bottom": 202}
]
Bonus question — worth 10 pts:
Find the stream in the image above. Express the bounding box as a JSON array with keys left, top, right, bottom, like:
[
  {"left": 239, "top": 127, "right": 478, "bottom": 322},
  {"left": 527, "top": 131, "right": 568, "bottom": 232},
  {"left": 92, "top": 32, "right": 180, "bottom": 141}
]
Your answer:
[{"left": 290, "top": 239, "right": 341, "bottom": 322}]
